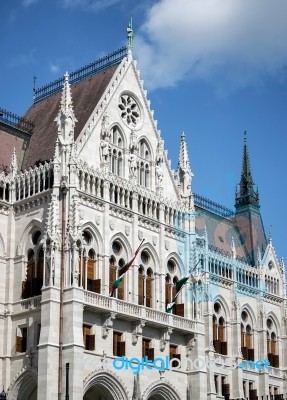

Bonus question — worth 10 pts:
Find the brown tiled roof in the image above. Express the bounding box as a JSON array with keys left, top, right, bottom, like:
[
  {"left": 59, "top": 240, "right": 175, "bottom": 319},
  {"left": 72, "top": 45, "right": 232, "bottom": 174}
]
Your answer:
[
  {"left": 0, "top": 127, "right": 24, "bottom": 171},
  {"left": 195, "top": 207, "right": 248, "bottom": 260},
  {"left": 22, "top": 64, "right": 118, "bottom": 169}
]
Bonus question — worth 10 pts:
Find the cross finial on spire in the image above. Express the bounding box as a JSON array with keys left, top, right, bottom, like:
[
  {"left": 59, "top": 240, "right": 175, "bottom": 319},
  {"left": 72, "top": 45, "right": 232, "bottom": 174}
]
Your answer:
[
  {"left": 127, "top": 17, "right": 134, "bottom": 49},
  {"left": 268, "top": 226, "right": 272, "bottom": 245}
]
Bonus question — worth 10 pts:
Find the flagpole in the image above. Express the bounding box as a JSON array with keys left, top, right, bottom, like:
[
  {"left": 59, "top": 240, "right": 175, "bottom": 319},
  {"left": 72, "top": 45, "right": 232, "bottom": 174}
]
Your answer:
[{"left": 110, "top": 239, "right": 145, "bottom": 297}]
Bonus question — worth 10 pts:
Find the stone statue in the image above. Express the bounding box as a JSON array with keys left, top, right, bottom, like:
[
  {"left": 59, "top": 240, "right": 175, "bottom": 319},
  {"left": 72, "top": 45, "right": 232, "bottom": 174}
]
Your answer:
[
  {"left": 128, "top": 153, "right": 137, "bottom": 177},
  {"left": 155, "top": 164, "right": 163, "bottom": 184},
  {"left": 100, "top": 138, "right": 110, "bottom": 162}
]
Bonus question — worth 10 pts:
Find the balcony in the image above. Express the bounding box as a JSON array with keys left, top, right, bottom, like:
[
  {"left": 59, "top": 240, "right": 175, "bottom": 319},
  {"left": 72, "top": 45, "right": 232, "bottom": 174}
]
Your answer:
[
  {"left": 83, "top": 291, "right": 195, "bottom": 332},
  {"left": 13, "top": 295, "right": 42, "bottom": 314}
]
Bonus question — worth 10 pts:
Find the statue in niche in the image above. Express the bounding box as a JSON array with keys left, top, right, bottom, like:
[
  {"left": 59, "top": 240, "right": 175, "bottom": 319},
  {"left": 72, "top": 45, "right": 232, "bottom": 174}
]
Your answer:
[
  {"left": 129, "top": 129, "right": 138, "bottom": 153},
  {"left": 100, "top": 137, "right": 110, "bottom": 162},
  {"left": 101, "top": 113, "right": 110, "bottom": 140},
  {"left": 155, "top": 164, "right": 163, "bottom": 184},
  {"left": 155, "top": 140, "right": 164, "bottom": 187},
  {"left": 128, "top": 151, "right": 138, "bottom": 178}
]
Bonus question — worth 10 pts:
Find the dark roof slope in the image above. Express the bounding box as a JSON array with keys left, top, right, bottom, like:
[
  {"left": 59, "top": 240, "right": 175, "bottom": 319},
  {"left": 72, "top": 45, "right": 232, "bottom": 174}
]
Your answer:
[{"left": 22, "top": 64, "right": 118, "bottom": 169}]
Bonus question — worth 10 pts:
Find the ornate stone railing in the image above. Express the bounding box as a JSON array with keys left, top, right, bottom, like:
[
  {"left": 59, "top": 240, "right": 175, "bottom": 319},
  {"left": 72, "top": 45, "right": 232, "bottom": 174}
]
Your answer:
[
  {"left": 83, "top": 291, "right": 195, "bottom": 332},
  {"left": 77, "top": 164, "right": 186, "bottom": 229},
  {"left": 13, "top": 295, "right": 42, "bottom": 313},
  {"left": 0, "top": 161, "right": 54, "bottom": 203}
]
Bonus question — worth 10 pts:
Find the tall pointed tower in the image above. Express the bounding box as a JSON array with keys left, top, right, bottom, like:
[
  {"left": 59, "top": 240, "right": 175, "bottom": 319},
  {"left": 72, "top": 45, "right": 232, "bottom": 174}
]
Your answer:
[
  {"left": 175, "top": 132, "right": 194, "bottom": 198},
  {"left": 235, "top": 132, "right": 267, "bottom": 265}
]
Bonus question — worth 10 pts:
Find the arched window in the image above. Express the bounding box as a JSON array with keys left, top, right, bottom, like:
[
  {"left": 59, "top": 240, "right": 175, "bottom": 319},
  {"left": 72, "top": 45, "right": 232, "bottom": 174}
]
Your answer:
[
  {"left": 110, "top": 126, "right": 124, "bottom": 176},
  {"left": 138, "top": 139, "right": 151, "bottom": 188},
  {"left": 165, "top": 274, "right": 172, "bottom": 308},
  {"left": 146, "top": 268, "right": 153, "bottom": 308},
  {"left": 241, "top": 310, "right": 254, "bottom": 361},
  {"left": 76, "top": 229, "right": 99, "bottom": 293},
  {"left": 266, "top": 318, "right": 279, "bottom": 367},
  {"left": 109, "top": 240, "right": 128, "bottom": 300},
  {"left": 137, "top": 250, "right": 154, "bottom": 308},
  {"left": 138, "top": 266, "right": 145, "bottom": 306},
  {"left": 213, "top": 302, "right": 227, "bottom": 355},
  {"left": 22, "top": 229, "right": 45, "bottom": 299}
]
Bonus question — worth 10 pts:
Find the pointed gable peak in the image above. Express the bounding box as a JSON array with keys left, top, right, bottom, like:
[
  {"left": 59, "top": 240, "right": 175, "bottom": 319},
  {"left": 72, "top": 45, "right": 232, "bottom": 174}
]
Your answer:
[
  {"left": 55, "top": 72, "right": 77, "bottom": 141},
  {"left": 235, "top": 131, "right": 259, "bottom": 208}
]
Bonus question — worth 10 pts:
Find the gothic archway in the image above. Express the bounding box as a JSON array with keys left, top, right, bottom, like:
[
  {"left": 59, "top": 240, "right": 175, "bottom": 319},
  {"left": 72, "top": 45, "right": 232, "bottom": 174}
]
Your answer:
[
  {"left": 142, "top": 380, "right": 182, "bottom": 400},
  {"left": 83, "top": 370, "right": 128, "bottom": 400},
  {"left": 8, "top": 370, "right": 37, "bottom": 400}
]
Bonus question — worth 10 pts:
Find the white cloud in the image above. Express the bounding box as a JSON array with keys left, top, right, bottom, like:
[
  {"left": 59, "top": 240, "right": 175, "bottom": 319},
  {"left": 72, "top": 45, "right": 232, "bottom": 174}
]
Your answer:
[
  {"left": 9, "top": 49, "right": 36, "bottom": 67},
  {"left": 61, "top": 0, "right": 120, "bottom": 12},
  {"left": 22, "top": 0, "right": 39, "bottom": 6},
  {"left": 135, "top": 0, "right": 287, "bottom": 91},
  {"left": 50, "top": 63, "right": 59, "bottom": 74}
]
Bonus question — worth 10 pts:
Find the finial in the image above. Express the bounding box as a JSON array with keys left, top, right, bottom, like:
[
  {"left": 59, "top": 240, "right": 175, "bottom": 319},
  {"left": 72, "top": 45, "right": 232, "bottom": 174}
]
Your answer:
[
  {"left": 244, "top": 130, "right": 247, "bottom": 144},
  {"left": 181, "top": 131, "right": 186, "bottom": 139},
  {"left": 268, "top": 226, "right": 272, "bottom": 245},
  {"left": 127, "top": 17, "right": 134, "bottom": 49},
  {"left": 33, "top": 75, "right": 37, "bottom": 100}
]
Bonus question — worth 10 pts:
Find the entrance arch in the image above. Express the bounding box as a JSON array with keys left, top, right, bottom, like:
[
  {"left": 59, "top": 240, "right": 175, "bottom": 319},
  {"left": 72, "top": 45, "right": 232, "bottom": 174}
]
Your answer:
[
  {"left": 143, "top": 380, "right": 182, "bottom": 400},
  {"left": 83, "top": 370, "right": 128, "bottom": 400},
  {"left": 8, "top": 370, "right": 37, "bottom": 400}
]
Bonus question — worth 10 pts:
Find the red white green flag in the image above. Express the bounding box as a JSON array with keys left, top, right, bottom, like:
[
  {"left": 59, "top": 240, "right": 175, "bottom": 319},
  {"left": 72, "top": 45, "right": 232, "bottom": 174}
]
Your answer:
[
  {"left": 166, "top": 276, "right": 189, "bottom": 313},
  {"left": 109, "top": 239, "right": 145, "bottom": 297}
]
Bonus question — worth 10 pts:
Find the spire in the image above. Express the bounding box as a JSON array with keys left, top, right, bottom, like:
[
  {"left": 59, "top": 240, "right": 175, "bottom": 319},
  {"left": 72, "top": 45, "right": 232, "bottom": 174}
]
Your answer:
[
  {"left": 10, "top": 147, "right": 17, "bottom": 176},
  {"left": 235, "top": 131, "right": 259, "bottom": 208},
  {"left": 175, "top": 132, "right": 193, "bottom": 197},
  {"left": 127, "top": 17, "right": 134, "bottom": 56},
  {"left": 55, "top": 72, "right": 77, "bottom": 142}
]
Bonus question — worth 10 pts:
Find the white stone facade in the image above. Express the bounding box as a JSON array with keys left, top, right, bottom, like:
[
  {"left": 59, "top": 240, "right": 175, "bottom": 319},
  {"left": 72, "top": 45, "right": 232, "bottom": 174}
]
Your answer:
[{"left": 0, "top": 47, "right": 286, "bottom": 400}]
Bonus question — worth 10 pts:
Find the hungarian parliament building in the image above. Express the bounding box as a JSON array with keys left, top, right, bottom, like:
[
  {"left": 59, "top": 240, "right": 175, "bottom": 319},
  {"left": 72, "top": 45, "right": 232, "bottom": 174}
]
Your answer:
[{"left": 0, "top": 33, "right": 286, "bottom": 400}]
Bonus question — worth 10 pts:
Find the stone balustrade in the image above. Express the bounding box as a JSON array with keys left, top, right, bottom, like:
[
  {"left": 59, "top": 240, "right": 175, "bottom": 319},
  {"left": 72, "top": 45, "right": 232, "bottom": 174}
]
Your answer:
[{"left": 83, "top": 290, "right": 195, "bottom": 332}]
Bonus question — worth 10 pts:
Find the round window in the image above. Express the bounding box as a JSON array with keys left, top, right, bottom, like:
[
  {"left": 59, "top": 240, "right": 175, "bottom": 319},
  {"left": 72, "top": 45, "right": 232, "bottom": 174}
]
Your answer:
[
  {"left": 241, "top": 310, "right": 248, "bottom": 322},
  {"left": 82, "top": 230, "right": 92, "bottom": 245},
  {"left": 141, "top": 250, "right": 150, "bottom": 265},
  {"left": 167, "top": 259, "right": 176, "bottom": 273},
  {"left": 32, "top": 230, "right": 41, "bottom": 245},
  {"left": 214, "top": 302, "right": 221, "bottom": 314},
  {"left": 118, "top": 94, "right": 141, "bottom": 128},
  {"left": 112, "top": 240, "right": 122, "bottom": 255}
]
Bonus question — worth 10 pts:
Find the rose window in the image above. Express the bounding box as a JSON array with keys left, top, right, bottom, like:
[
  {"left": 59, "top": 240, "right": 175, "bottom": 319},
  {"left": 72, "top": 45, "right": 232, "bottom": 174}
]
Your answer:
[{"left": 118, "top": 94, "right": 140, "bottom": 127}]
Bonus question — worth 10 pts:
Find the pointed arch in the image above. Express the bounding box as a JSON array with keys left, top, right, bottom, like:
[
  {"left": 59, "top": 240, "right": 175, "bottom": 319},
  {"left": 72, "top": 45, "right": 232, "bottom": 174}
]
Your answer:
[
  {"left": 266, "top": 311, "right": 281, "bottom": 335},
  {"left": 140, "top": 242, "right": 160, "bottom": 271},
  {"left": 16, "top": 219, "right": 44, "bottom": 256},
  {"left": 240, "top": 302, "right": 257, "bottom": 329},
  {"left": 8, "top": 369, "right": 37, "bottom": 400},
  {"left": 142, "top": 380, "right": 182, "bottom": 400},
  {"left": 137, "top": 135, "right": 154, "bottom": 161},
  {"left": 212, "top": 294, "right": 231, "bottom": 322},
  {"left": 83, "top": 369, "right": 129, "bottom": 400},
  {"left": 165, "top": 251, "right": 184, "bottom": 276},
  {"left": 80, "top": 221, "right": 104, "bottom": 255},
  {"left": 109, "top": 232, "right": 132, "bottom": 257}
]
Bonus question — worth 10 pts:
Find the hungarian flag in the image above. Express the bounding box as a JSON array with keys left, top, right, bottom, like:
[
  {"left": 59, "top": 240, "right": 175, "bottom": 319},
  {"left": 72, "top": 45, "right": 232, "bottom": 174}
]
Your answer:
[
  {"left": 166, "top": 276, "right": 189, "bottom": 313},
  {"left": 110, "top": 239, "right": 145, "bottom": 297}
]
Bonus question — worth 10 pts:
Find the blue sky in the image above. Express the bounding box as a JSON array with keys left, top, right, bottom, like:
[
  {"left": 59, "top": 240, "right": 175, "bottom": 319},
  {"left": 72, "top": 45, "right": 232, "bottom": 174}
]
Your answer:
[{"left": 1, "top": 0, "right": 286, "bottom": 264}]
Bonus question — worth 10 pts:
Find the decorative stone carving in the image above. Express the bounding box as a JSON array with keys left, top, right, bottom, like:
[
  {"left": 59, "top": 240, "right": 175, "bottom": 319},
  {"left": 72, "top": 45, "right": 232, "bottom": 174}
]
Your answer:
[
  {"left": 132, "top": 320, "right": 146, "bottom": 345},
  {"left": 102, "top": 312, "right": 116, "bottom": 339},
  {"left": 160, "top": 327, "right": 173, "bottom": 351}
]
